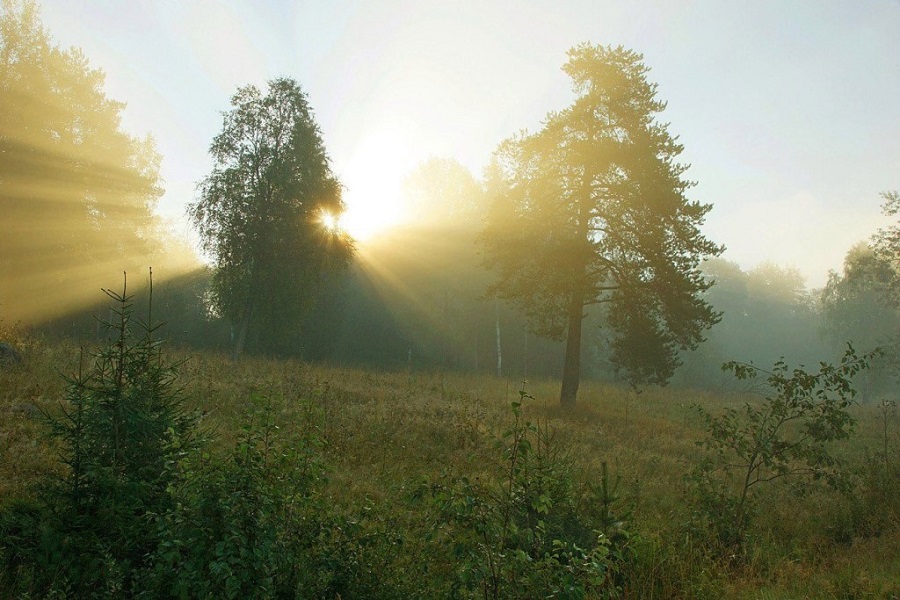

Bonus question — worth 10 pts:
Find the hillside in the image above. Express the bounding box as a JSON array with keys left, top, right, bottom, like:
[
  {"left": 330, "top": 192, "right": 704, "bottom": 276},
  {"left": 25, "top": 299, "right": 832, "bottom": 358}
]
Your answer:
[{"left": 1, "top": 326, "right": 897, "bottom": 598}]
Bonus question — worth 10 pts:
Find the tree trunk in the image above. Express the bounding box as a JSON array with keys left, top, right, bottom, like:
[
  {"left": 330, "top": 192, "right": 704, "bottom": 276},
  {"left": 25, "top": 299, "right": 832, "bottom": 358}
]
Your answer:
[
  {"left": 559, "top": 283, "right": 585, "bottom": 406},
  {"left": 495, "top": 298, "right": 502, "bottom": 378},
  {"left": 523, "top": 329, "right": 529, "bottom": 380},
  {"left": 232, "top": 300, "right": 255, "bottom": 361},
  {"left": 473, "top": 328, "right": 479, "bottom": 372},
  {"left": 443, "top": 290, "right": 450, "bottom": 369}
]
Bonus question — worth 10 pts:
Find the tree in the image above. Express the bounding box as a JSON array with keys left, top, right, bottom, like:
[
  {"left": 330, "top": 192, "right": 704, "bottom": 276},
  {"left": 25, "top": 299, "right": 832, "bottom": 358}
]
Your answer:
[
  {"left": 0, "top": 0, "right": 172, "bottom": 324},
  {"left": 392, "top": 157, "right": 497, "bottom": 371},
  {"left": 402, "top": 156, "right": 485, "bottom": 225},
  {"left": 189, "top": 78, "right": 352, "bottom": 359},
  {"left": 872, "top": 190, "right": 900, "bottom": 300},
  {"left": 676, "top": 259, "right": 822, "bottom": 389},
  {"left": 481, "top": 43, "right": 721, "bottom": 405},
  {"left": 822, "top": 243, "right": 900, "bottom": 395},
  {"left": 822, "top": 243, "right": 898, "bottom": 348}
]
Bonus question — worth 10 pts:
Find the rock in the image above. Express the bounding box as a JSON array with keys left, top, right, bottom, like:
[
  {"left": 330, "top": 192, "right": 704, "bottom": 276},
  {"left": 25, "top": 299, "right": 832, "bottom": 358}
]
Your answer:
[{"left": 0, "top": 341, "right": 22, "bottom": 366}]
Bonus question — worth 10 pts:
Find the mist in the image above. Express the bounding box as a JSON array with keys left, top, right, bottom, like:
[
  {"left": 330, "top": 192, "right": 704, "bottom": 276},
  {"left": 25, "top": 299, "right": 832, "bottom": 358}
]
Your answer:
[{"left": 3, "top": 2, "right": 900, "bottom": 597}]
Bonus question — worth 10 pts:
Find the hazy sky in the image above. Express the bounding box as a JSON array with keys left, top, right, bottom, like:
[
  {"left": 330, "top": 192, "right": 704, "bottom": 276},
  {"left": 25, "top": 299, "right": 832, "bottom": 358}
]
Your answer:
[{"left": 37, "top": 0, "right": 900, "bottom": 288}]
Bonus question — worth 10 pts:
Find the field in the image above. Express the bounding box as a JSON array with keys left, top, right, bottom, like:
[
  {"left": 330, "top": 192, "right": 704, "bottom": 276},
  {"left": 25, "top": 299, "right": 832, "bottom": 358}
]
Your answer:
[{"left": 1, "top": 330, "right": 899, "bottom": 598}]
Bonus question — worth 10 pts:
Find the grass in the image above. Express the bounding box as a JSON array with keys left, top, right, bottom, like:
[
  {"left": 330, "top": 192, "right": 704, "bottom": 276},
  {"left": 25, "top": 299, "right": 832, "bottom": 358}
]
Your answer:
[{"left": 1, "top": 332, "right": 898, "bottom": 598}]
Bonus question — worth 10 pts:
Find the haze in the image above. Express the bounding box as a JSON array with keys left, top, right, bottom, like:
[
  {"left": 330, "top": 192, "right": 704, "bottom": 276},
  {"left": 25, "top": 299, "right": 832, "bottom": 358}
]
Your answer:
[{"left": 33, "top": 0, "right": 900, "bottom": 288}]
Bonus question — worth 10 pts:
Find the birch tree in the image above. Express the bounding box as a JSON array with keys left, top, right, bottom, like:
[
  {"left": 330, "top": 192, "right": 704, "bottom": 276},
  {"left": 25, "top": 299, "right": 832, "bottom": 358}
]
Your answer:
[{"left": 189, "top": 78, "right": 352, "bottom": 359}]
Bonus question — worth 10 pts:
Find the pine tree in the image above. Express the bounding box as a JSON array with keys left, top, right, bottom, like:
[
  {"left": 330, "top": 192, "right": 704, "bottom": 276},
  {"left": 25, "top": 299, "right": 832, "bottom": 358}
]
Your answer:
[{"left": 481, "top": 44, "right": 722, "bottom": 405}]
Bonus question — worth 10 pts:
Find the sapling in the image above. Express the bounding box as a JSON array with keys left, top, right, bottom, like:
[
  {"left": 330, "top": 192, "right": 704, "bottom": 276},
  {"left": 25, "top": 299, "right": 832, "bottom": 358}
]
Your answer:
[{"left": 690, "top": 345, "right": 873, "bottom": 551}]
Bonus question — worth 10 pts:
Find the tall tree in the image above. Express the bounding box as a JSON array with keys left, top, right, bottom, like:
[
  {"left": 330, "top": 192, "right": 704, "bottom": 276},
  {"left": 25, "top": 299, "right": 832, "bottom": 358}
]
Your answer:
[
  {"left": 189, "top": 78, "right": 352, "bottom": 360},
  {"left": 403, "top": 156, "right": 484, "bottom": 225},
  {"left": 872, "top": 190, "right": 900, "bottom": 298},
  {"left": 822, "top": 243, "right": 900, "bottom": 395},
  {"left": 0, "top": 0, "right": 171, "bottom": 324},
  {"left": 676, "top": 259, "right": 822, "bottom": 389},
  {"left": 394, "top": 157, "right": 493, "bottom": 370},
  {"left": 481, "top": 43, "right": 722, "bottom": 405},
  {"left": 822, "top": 243, "right": 899, "bottom": 348}
]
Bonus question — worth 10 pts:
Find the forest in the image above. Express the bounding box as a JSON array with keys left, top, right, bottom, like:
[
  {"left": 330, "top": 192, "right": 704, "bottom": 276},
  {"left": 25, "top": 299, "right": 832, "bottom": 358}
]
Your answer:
[{"left": 1, "top": 1, "right": 899, "bottom": 598}]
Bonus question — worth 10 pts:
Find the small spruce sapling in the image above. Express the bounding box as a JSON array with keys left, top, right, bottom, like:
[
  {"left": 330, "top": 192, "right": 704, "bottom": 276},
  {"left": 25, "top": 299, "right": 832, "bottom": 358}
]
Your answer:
[{"left": 0, "top": 272, "right": 196, "bottom": 596}]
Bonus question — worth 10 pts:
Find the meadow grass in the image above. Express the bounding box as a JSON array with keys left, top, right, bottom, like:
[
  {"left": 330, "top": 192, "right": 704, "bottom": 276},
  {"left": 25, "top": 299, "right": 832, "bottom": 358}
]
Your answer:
[{"left": 1, "top": 335, "right": 898, "bottom": 598}]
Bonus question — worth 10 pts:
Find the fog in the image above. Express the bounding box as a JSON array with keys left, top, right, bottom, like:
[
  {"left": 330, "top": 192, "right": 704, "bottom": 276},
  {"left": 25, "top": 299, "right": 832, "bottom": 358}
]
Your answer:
[
  {"left": 3, "top": 1, "right": 899, "bottom": 398},
  {"left": 34, "top": 0, "right": 900, "bottom": 287}
]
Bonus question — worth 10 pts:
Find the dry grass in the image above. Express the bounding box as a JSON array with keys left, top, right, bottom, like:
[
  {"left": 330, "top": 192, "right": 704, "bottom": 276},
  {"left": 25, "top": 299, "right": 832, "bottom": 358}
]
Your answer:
[{"left": 2, "top": 334, "right": 898, "bottom": 598}]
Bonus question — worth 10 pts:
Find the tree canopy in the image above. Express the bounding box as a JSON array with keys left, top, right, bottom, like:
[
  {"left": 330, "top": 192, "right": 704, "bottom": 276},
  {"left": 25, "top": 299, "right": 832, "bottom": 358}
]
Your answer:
[
  {"left": 871, "top": 191, "right": 900, "bottom": 299},
  {"left": 0, "top": 0, "right": 177, "bottom": 324},
  {"left": 189, "top": 78, "right": 353, "bottom": 359},
  {"left": 402, "top": 157, "right": 485, "bottom": 226},
  {"left": 820, "top": 242, "right": 899, "bottom": 396},
  {"left": 481, "top": 43, "right": 722, "bottom": 404}
]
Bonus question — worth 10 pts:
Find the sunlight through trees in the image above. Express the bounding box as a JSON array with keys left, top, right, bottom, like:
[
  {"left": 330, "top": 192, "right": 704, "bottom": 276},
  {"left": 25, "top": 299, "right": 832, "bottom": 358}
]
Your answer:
[
  {"left": 188, "top": 78, "right": 353, "bottom": 360},
  {"left": 481, "top": 44, "right": 722, "bottom": 405},
  {"left": 0, "top": 0, "right": 192, "bottom": 324}
]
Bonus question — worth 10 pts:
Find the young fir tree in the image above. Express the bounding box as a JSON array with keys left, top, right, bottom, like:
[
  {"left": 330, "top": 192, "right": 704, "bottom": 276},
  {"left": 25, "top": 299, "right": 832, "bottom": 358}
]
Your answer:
[{"left": 0, "top": 274, "right": 195, "bottom": 595}]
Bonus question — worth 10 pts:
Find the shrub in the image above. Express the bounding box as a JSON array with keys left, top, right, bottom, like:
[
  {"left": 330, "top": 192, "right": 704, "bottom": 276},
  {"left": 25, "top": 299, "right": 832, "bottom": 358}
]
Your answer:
[
  {"left": 142, "top": 395, "right": 406, "bottom": 599},
  {"left": 420, "top": 389, "right": 635, "bottom": 599},
  {"left": 140, "top": 397, "right": 317, "bottom": 598},
  {"left": 689, "top": 345, "right": 872, "bottom": 554}
]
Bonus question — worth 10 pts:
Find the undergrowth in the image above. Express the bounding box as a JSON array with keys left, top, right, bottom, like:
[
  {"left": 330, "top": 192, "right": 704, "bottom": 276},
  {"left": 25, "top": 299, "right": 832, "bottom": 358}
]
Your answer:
[
  {"left": 418, "top": 387, "right": 635, "bottom": 599},
  {"left": 1, "top": 285, "right": 899, "bottom": 598}
]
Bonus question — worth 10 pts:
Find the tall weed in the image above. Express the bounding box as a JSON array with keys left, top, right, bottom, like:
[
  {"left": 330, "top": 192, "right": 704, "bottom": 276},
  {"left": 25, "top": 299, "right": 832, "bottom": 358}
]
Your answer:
[{"left": 420, "top": 388, "right": 635, "bottom": 599}]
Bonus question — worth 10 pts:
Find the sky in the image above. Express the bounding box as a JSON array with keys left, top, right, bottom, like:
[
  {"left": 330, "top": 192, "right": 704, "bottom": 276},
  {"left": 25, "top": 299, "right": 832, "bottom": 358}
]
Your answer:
[{"left": 36, "top": 0, "right": 900, "bottom": 288}]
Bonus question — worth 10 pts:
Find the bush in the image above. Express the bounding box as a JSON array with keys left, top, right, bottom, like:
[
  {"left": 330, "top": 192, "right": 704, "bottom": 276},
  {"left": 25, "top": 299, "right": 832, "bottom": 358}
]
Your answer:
[
  {"left": 142, "top": 395, "right": 408, "bottom": 599},
  {"left": 689, "top": 346, "right": 872, "bottom": 555},
  {"left": 141, "top": 397, "right": 316, "bottom": 598},
  {"left": 420, "top": 389, "right": 635, "bottom": 599}
]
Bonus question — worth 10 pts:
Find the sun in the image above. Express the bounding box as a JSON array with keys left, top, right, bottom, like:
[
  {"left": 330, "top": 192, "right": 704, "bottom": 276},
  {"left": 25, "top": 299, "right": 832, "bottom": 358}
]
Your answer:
[
  {"left": 337, "top": 130, "right": 411, "bottom": 242},
  {"left": 319, "top": 210, "right": 340, "bottom": 232}
]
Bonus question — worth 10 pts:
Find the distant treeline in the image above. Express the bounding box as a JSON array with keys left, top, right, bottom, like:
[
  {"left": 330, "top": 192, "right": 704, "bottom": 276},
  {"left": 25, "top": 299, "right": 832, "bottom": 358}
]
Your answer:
[
  {"left": 35, "top": 223, "right": 570, "bottom": 380},
  {"left": 4, "top": 1, "right": 898, "bottom": 399},
  {"left": 35, "top": 226, "right": 900, "bottom": 400}
]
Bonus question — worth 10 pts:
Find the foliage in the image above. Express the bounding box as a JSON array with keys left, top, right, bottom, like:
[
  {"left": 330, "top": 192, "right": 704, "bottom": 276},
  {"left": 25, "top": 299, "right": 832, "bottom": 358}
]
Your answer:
[
  {"left": 403, "top": 156, "right": 486, "bottom": 225},
  {"left": 841, "top": 399, "right": 900, "bottom": 539},
  {"left": 0, "top": 281, "right": 411, "bottom": 598},
  {"left": 0, "top": 0, "right": 190, "bottom": 325},
  {"left": 145, "top": 397, "right": 319, "bottom": 598},
  {"left": 0, "top": 275, "right": 196, "bottom": 596},
  {"left": 4, "top": 331, "right": 900, "bottom": 598},
  {"left": 676, "top": 258, "right": 824, "bottom": 390},
  {"left": 481, "top": 43, "right": 722, "bottom": 403},
  {"left": 189, "top": 77, "right": 353, "bottom": 359},
  {"left": 872, "top": 190, "right": 900, "bottom": 279},
  {"left": 420, "top": 390, "right": 635, "bottom": 598},
  {"left": 142, "top": 395, "right": 422, "bottom": 599},
  {"left": 690, "top": 346, "right": 872, "bottom": 552},
  {"left": 822, "top": 244, "right": 898, "bottom": 345},
  {"left": 821, "top": 243, "right": 899, "bottom": 394}
]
